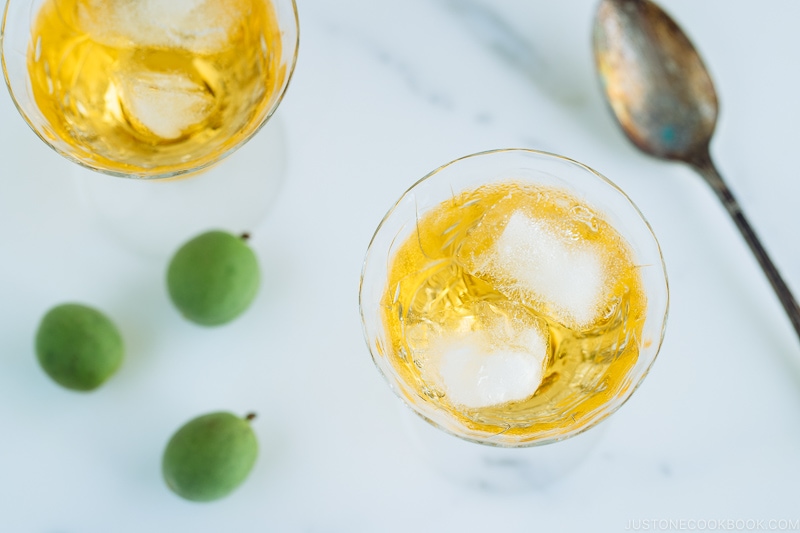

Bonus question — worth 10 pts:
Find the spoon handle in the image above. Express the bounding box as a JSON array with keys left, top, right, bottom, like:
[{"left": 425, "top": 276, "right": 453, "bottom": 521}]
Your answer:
[{"left": 690, "top": 151, "right": 800, "bottom": 341}]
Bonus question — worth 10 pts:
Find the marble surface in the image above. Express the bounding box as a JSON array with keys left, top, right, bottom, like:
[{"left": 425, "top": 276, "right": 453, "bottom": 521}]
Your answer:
[{"left": 2, "top": 0, "right": 800, "bottom": 531}]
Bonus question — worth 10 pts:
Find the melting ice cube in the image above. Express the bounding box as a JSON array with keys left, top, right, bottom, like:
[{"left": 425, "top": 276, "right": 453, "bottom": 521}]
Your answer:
[
  {"left": 81, "top": 0, "right": 244, "bottom": 52},
  {"left": 488, "top": 211, "right": 606, "bottom": 328},
  {"left": 115, "top": 70, "right": 215, "bottom": 140},
  {"left": 423, "top": 326, "right": 547, "bottom": 409}
]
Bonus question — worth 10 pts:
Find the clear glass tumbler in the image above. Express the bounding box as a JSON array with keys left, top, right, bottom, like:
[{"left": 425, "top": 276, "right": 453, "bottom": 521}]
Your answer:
[
  {"left": 360, "top": 148, "right": 669, "bottom": 488},
  {"left": 2, "top": 0, "right": 299, "bottom": 254},
  {"left": 2, "top": 0, "right": 299, "bottom": 179}
]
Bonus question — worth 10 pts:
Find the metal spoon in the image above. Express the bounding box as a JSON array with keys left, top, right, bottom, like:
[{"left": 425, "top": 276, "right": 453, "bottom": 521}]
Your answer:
[{"left": 592, "top": 0, "right": 800, "bottom": 341}]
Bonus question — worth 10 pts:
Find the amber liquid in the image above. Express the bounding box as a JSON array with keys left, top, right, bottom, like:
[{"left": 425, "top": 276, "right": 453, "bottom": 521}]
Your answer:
[
  {"left": 27, "top": 0, "right": 285, "bottom": 176},
  {"left": 381, "top": 182, "right": 648, "bottom": 442}
]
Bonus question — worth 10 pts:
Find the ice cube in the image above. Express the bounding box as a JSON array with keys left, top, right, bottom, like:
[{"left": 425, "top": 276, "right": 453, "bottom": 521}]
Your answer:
[
  {"left": 80, "top": 0, "right": 244, "bottom": 52},
  {"left": 488, "top": 211, "right": 606, "bottom": 328},
  {"left": 430, "top": 328, "right": 547, "bottom": 409},
  {"left": 115, "top": 70, "right": 215, "bottom": 139}
]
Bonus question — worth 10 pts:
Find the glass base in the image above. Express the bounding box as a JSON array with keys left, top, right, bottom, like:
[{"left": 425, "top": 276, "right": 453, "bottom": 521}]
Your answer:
[
  {"left": 400, "top": 403, "right": 605, "bottom": 491},
  {"left": 73, "top": 115, "right": 288, "bottom": 257}
]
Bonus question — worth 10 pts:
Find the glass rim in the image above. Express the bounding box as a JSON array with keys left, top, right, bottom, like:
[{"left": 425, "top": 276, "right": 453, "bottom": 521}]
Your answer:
[
  {"left": 359, "top": 147, "right": 670, "bottom": 448},
  {"left": 1, "top": 0, "right": 300, "bottom": 180}
]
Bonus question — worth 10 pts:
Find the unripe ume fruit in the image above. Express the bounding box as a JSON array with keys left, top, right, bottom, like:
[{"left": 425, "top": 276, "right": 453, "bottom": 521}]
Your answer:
[{"left": 167, "top": 230, "right": 260, "bottom": 326}]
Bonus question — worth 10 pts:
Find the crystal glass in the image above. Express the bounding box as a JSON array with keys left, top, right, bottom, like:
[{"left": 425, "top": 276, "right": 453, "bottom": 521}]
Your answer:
[
  {"left": 360, "top": 149, "right": 668, "bottom": 486},
  {"left": 2, "top": 0, "right": 298, "bottom": 179},
  {"left": 3, "top": 0, "right": 298, "bottom": 254}
]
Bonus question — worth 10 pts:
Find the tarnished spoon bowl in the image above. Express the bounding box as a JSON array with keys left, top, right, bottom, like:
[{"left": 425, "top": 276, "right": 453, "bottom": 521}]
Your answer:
[{"left": 593, "top": 0, "right": 800, "bottom": 341}]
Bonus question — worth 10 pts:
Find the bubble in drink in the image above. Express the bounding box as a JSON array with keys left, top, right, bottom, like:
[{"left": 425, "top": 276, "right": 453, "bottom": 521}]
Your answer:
[{"left": 380, "top": 181, "right": 648, "bottom": 442}]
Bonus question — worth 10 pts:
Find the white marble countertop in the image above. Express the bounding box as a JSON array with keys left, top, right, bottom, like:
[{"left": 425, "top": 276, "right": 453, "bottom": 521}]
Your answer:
[{"left": 2, "top": 0, "right": 800, "bottom": 531}]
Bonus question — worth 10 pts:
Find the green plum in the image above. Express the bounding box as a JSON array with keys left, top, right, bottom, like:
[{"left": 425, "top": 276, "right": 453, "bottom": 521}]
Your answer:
[
  {"left": 162, "top": 411, "right": 259, "bottom": 502},
  {"left": 167, "top": 230, "right": 260, "bottom": 326},
  {"left": 35, "top": 303, "right": 124, "bottom": 391}
]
